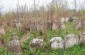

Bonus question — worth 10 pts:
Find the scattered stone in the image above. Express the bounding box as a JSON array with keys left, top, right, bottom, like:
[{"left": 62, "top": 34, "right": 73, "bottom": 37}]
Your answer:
[
  {"left": 65, "top": 34, "right": 79, "bottom": 48},
  {"left": 30, "top": 38, "right": 44, "bottom": 49},
  {"left": 50, "top": 37, "right": 64, "bottom": 49}
]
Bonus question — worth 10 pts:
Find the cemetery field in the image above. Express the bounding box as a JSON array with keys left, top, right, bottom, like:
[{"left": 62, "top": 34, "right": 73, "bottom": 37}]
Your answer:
[
  {"left": 0, "top": 22, "right": 85, "bottom": 55},
  {"left": 0, "top": 30, "right": 85, "bottom": 55},
  {"left": 0, "top": 0, "right": 85, "bottom": 55}
]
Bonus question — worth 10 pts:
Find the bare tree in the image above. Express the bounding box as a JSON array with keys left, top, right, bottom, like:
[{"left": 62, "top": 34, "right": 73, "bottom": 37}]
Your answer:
[
  {"left": 0, "top": 0, "right": 2, "bottom": 18},
  {"left": 74, "top": 0, "right": 77, "bottom": 12},
  {"left": 16, "top": 0, "right": 21, "bottom": 22},
  {"left": 33, "top": 0, "right": 37, "bottom": 17}
]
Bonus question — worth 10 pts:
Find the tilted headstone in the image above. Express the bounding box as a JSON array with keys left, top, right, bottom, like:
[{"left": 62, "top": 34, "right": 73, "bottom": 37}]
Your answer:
[
  {"left": 0, "top": 26, "right": 5, "bottom": 35},
  {"left": 52, "top": 22, "right": 59, "bottom": 30},
  {"left": 50, "top": 37, "right": 64, "bottom": 49},
  {"left": 20, "top": 33, "right": 30, "bottom": 45},
  {"left": 65, "top": 34, "right": 79, "bottom": 48},
  {"left": 30, "top": 38, "right": 44, "bottom": 49},
  {"left": 79, "top": 32, "right": 85, "bottom": 43}
]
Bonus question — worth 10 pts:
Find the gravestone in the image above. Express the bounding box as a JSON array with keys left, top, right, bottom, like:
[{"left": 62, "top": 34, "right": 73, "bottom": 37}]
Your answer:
[
  {"left": 65, "top": 34, "right": 79, "bottom": 48},
  {"left": 50, "top": 37, "right": 64, "bottom": 49},
  {"left": 8, "top": 34, "right": 22, "bottom": 55},
  {"left": 30, "top": 38, "right": 44, "bottom": 49}
]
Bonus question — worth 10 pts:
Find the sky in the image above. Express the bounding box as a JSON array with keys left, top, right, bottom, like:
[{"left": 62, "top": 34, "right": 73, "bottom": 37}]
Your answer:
[
  {"left": 0, "top": 0, "right": 85, "bottom": 12},
  {"left": 1, "top": 0, "right": 52, "bottom": 12}
]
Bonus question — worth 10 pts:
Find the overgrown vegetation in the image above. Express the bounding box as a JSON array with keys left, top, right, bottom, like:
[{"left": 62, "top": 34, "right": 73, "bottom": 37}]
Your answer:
[
  {"left": 0, "top": 0, "right": 85, "bottom": 55},
  {"left": 0, "top": 22, "right": 85, "bottom": 55}
]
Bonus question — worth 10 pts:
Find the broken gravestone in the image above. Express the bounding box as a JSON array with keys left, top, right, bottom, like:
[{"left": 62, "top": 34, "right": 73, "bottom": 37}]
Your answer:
[
  {"left": 50, "top": 37, "right": 64, "bottom": 49},
  {"left": 64, "top": 34, "right": 79, "bottom": 48},
  {"left": 30, "top": 38, "right": 44, "bottom": 49}
]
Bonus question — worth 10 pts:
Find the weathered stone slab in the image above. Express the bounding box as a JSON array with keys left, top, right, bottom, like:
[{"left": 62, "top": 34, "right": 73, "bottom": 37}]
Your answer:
[
  {"left": 30, "top": 38, "right": 44, "bottom": 48},
  {"left": 65, "top": 34, "right": 79, "bottom": 48},
  {"left": 50, "top": 37, "right": 64, "bottom": 49}
]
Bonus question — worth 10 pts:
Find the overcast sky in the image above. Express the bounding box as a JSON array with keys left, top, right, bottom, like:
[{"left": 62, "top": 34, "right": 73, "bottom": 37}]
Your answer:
[
  {"left": 0, "top": 0, "right": 85, "bottom": 12},
  {"left": 1, "top": 0, "right": 52, "bottom": 12}
]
